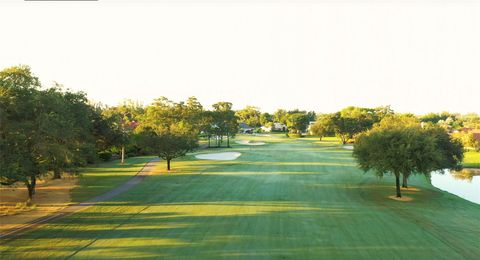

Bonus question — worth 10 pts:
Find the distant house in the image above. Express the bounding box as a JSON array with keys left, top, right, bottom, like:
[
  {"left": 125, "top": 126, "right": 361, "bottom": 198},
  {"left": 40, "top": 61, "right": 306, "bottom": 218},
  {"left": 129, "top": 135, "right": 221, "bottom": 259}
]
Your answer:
[
  {"left": 261, "top": 125, "right": 272, "bottom": 132},
  {"left": 272, "top": 122, "right": 287, "bottom": 132},
  {"left": 239, "top": 122, "right": 254, "bottom": 134},
  {"left": 474, "top": 132, "right": 480, "bottom": 141},
  {"left": 455, "top": 127, "right": 480, "bottom": 142},
  {"left": 471, "top": 130, "right": 480, "bottom": 141}
]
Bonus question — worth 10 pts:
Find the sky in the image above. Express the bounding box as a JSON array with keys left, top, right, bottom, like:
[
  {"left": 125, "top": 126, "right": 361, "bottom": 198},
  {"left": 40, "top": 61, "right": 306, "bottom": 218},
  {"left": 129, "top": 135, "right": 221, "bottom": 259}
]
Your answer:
[{"left": 1, "top": 1, "right": 479, "bottom": 114}]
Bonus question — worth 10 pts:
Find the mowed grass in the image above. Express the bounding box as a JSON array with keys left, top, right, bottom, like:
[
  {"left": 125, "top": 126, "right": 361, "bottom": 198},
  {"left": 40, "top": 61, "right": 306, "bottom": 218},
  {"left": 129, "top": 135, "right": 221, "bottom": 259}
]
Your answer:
[
  {"left": 71, "top": 156, "right": 155, "bottom": 203},
  {"left": 1, "top": 135, "right": 479, "bottom": 259},
  {"left": 463, "top": 151, "right": 480, "bottom": 168}
]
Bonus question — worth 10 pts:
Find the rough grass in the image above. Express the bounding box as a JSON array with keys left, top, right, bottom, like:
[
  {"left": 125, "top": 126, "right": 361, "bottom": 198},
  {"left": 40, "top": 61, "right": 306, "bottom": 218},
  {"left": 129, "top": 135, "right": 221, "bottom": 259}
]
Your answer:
[
  {"left": 1, "top": 135, "right": 479, "bottom": 259},
  {"left": 463, "top": 151, "right": 480, "bottom": 168}
]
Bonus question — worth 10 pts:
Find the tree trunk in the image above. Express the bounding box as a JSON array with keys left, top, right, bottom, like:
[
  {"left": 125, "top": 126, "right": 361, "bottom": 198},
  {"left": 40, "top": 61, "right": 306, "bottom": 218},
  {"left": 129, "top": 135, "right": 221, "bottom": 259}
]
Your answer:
[
  {"left": 395, "top": 174, "right": 402, "bottom": 198},
  {"left": 402, "top": 174, "right": 408, "bottom": 188},
  {"left": 53, "top": 168, "right": 61, "bottom": 179},
  {"left": 121, "top": 146, "right": 125, "bottom": 164},
  {"left": 26, "top": 176, "right": 37, "bottom": 204},
  {"left": 208, "top": 136, "right": 211, "bottom": 148},
  {"left": 167, "top": 159, "right": 171, "bottom": 171},
  {"left": 227, "top": 133, "right": 230, "bottom": 148}
]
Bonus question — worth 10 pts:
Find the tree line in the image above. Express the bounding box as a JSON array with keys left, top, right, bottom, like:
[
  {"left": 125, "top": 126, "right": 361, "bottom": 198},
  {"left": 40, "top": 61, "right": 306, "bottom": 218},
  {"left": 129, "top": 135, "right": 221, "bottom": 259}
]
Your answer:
[
  {"left": 1, "top": 65, "right": 478, "bottom": 201},
  {"left": 0, "top": 66, "right": 239, "bottom": 201},
  {"left": 0, "top": 66, "right": 132, "bottom": 201}
]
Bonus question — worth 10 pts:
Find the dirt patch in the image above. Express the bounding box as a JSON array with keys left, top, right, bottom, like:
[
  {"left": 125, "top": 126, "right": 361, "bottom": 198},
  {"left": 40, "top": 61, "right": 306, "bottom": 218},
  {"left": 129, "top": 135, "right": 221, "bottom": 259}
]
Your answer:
[
  {"left": 388, "top": 195, "right": 413, "bottom": 202},
  {"left": 0, "top": 176, "right": 77, "bottom": 234},
  {"left": 401, "top": 187, "right": 421, "bottom": 192}
]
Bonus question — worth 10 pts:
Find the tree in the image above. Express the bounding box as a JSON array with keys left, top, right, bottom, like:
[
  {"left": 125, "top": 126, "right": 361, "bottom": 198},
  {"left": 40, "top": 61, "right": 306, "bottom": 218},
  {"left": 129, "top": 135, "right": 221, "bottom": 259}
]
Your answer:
[
  {"left": 286, "top": 113, "right": 309, "bottom": 134},
  {"left": 0, "top": 66, "right": 47, "bottom": 201},
  {"left": 138, "top": 129, "right": 197, "bottom": 170},
  {"left": 330, "top": 113, "right": 360, "bottom": 144},
  {"left": 372, "top": 105, "right": 394, "bottom": 123},
  {"left": 90, "top": 104, "right": 125, "bottom": 159},
  {"left": 273, "top": 109, "right": 289, "bottom": 124},
  {"left": 309, "top": 121, "right": 327, "bottom": 140},
  {"left": 260, "top": 112, "right": 273, "bottom": 126},
  {"left": 211, "top": 102, "right": 238, "bottom": 148},
  {"left": 374, "top": 114, "right": 463, "bottom": 188},
  {"left": 324, "top": 107, "right": 379, "bottom": 144},
  {"left": 0, "top": 66, "right": 98, "bottom": 200},
  {"left": 235, "top": 106, "right": 261, "bottom": 127},
  {"left": 103, "top": 100, "right": 145, "bottom": 163},
  {"left": 309, "top": 114, "right": 334, "bottom": 139},
  {"left": 353, "top": 126, "right": 463, "bottom": 198},
  {"left": 460, "top": 113, "right": 480, "bottom": 129},
  {"left": 420, "top": 112, "right": 457, "bottom": 124},
  {"left": 375, "top": 114, "right": 420, "bottom": 129},
  {"left": 137, "top": 97, "right": 200, "bottom": 170},
  {"left": 453, "top": 132, "right": 480, "bottom": 152},
  {"left": 306, "top": 111, "right": 316, "bottom": 122}
]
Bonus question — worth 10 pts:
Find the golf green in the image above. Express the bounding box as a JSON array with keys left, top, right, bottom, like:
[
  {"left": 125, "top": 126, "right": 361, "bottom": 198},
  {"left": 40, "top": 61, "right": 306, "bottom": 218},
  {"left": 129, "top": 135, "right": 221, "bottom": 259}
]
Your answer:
[{"left": 1, "top": 135, "right": 479, "bottom": 259}]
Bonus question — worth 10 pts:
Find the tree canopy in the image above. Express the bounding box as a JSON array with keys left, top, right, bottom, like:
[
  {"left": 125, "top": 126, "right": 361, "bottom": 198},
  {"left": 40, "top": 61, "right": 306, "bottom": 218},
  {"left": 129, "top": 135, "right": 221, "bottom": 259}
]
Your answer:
[
  {"left": 0, "top": 66, "right": 118, "bottom": 201},
  {"left": 136, "top": 97, "right": 201, "bottom": 170},
  {"left": 235, "top": 106, "right": 261, "bottom": 127},
  {"left": 353, "top": 124, "right": 463, "bottom": 198}
]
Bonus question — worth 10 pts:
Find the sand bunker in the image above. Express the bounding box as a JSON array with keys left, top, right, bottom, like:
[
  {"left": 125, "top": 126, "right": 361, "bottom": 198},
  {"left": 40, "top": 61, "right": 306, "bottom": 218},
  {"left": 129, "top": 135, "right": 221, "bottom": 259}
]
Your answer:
[
  {"left": 195, "top": 152, "right": 241, "bottom": 161},
  {"left": 342, "top": 145, "right": 354, "bottom": 150},
  {"left": 235, "top": 140, "right": 266, "bottom": 146}
]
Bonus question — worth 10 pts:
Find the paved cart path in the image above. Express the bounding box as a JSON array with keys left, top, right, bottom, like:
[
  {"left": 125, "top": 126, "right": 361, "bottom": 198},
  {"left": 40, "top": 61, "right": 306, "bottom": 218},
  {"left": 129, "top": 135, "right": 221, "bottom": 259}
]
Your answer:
[{"left": 0, "top": 158, "right": 160, "bottom": 240}]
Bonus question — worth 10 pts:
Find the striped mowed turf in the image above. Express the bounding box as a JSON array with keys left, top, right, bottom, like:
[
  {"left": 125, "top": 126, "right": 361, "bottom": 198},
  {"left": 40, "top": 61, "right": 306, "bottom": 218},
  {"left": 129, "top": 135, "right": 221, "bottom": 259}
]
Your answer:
[{"left": 1, "top": 135, "right": 479, "bottom": 259}]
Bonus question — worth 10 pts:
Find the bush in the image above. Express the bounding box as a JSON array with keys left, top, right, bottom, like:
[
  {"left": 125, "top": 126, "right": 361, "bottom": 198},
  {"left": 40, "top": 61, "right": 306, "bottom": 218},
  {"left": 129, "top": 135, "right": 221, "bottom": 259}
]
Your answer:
[{"left": 98, "top": 151, "right": 112, "bottom": 161}]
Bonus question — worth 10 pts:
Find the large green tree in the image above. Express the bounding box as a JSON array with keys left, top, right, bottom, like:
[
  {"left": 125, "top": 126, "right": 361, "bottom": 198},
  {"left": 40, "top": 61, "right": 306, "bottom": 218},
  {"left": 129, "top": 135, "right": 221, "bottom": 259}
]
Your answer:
[
  {"left": 138, "top": 128, "right": 197, "bottom": 171},
  {"left": 286, "top": 113, "right": 309, "bottom": 134},
  {"left": 235, "top": 106, "right": 261, "bottom": 127},
  {"left": 137, "top": 97, "right": 200, "bottom": 170},
  {"left": 0, "top": 65, "right": 41, "bottom": 200},
  {"left": 0, "top": 66, "right": 97, "bottom": 200},
  {"left": 0, "top": 65, "right": 121, "bottom": 201},
  {"left": 273, "top": 109, "right": 289, "bottom": 125},
  {"left": 353, "top": 126, "right": 463, "bottom": 198}
]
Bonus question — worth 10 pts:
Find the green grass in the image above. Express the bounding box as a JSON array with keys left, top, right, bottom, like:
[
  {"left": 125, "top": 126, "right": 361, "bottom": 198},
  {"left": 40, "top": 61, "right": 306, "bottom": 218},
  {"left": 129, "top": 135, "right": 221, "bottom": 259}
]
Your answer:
[
  {"left": 463, "top": 151, "right": 480, "bottom": 168},
  {"left": 71, "top": 156, "right": 155, "bottom": 203},
  {"left": 1, "top": 135, "right": 479, "bottom": 259}
]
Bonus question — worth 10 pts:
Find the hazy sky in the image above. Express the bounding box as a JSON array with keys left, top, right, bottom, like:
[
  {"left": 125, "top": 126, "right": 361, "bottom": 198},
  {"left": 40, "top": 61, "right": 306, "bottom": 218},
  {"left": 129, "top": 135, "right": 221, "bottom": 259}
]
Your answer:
[{"left": 1, "top": 1, "right": 479, "bottom": 114}]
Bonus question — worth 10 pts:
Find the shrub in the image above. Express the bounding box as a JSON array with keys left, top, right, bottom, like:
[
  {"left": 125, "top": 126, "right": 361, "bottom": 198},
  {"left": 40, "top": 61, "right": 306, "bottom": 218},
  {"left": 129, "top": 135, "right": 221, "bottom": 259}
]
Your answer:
[{"left": 98, "top": 151, "right": 112, "bottom": 161}]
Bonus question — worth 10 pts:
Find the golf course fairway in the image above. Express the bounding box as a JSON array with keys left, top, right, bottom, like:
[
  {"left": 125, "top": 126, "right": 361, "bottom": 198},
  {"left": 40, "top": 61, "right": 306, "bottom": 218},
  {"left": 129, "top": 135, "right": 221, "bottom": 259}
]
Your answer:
[{"left": 1, "top": 135, "right": 479, "bottom": 259}]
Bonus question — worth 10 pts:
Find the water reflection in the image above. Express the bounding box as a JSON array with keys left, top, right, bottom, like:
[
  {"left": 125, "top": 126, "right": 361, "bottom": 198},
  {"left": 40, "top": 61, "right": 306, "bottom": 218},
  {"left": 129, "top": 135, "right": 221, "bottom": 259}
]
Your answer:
[{"left": 431, "top": 169, "right": 480, "bottom": 204}]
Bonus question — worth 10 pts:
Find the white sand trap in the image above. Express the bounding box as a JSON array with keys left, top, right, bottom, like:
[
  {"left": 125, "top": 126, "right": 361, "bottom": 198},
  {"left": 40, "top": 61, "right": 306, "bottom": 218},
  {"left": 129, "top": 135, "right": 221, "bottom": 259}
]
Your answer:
[
  {"left": 343, "top": 145, "right": 354, "bottom": 150},
  {"left": 195, "top": 152, "right": 241, "bottom": 161},
  {"left": 254, "top": 134, "right": 271, "bottom": 137},
  {"left": 235, "top": 140, "right": 266, "bottom": 146}
]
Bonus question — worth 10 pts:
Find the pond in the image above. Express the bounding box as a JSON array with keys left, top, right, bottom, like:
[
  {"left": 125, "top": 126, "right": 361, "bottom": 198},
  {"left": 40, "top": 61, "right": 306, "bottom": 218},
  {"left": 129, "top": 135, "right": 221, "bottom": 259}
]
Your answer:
[{"left": 430, "top": 169, "right": 480, "bottom": 204}]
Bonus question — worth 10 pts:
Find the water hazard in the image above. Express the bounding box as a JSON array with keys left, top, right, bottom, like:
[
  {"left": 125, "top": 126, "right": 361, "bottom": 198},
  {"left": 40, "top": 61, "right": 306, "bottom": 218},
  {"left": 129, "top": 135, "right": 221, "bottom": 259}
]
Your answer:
[{"left": 431, "top": 169, "right": 480, "bottom": 204}]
